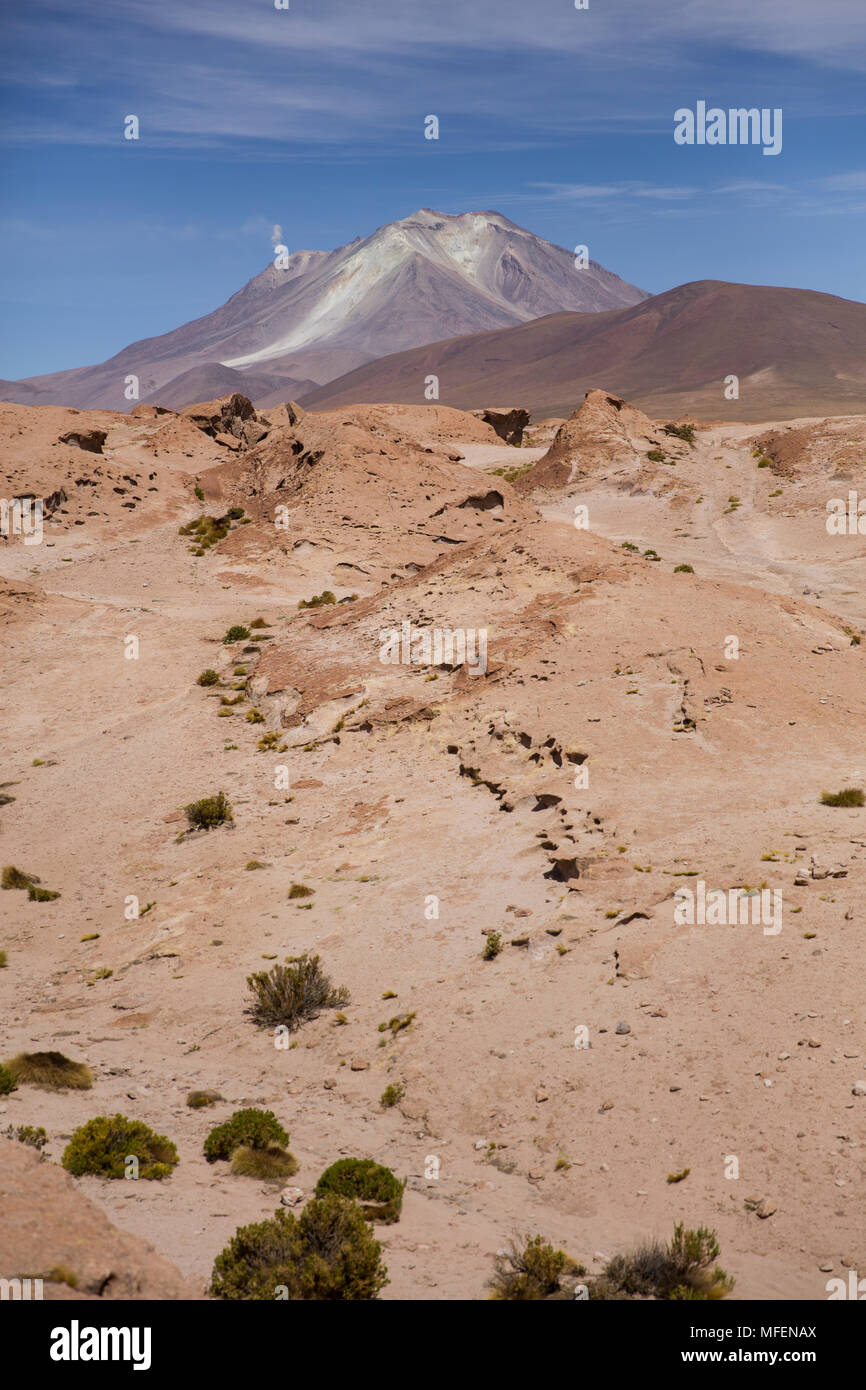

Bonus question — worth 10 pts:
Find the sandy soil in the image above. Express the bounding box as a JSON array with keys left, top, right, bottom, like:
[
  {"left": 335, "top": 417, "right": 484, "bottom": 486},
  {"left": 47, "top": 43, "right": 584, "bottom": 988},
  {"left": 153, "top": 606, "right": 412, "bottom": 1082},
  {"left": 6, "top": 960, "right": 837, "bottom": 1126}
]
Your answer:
[{"left": 1, "top": 394, "right": 863, "bottom": 1300}]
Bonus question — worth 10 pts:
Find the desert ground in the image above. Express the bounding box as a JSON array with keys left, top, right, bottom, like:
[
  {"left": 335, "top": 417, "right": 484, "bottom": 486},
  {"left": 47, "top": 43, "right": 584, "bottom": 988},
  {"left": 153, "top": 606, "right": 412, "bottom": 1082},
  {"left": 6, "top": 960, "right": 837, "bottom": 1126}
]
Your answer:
[{"left": 1, "top": 389, "right": 864, "bottom": 1299}]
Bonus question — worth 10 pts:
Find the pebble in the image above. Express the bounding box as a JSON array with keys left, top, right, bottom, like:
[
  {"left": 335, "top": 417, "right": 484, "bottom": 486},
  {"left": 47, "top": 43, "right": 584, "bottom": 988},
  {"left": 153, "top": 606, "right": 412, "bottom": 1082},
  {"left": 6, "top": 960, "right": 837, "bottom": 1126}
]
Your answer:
[
  {"left": 615, "top": 1022, "right": 631, "bottom": 1035},
  {"left": 819, "top": 1262, "right": 833, "bottom": 1273},
  {"left": 280, "top": 1187, "right": 304, "bottom": 1207},
  {"left": 350, "top": 1057, "right": 369, "bottom": 1071},
  {"left": 852, "top": 1081, "right": 866, "bottom": 1096},
  {"left": 756, "top": 1199, "right": 777, "bottom": 1219}
]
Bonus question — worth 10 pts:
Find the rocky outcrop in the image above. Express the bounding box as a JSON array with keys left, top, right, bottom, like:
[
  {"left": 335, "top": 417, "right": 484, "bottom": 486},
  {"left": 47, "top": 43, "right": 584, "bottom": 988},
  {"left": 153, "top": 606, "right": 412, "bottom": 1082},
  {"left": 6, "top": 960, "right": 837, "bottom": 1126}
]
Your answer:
[
  {"left": 0, "top": 1139, "right": 199, "bottom": 1300},
  {"left": 479, "top": 407, "right": 531, "bottom": 446}
]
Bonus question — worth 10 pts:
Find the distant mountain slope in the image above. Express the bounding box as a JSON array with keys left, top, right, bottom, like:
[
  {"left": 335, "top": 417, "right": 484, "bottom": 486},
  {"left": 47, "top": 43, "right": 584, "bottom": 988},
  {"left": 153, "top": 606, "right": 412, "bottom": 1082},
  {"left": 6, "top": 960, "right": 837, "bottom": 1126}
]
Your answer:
[
  {"left": 142, "top": 362, "right": 319, "bottom": 413},
  {"left": 300, "top": 280, "right": 866, "bottom": 421},
  {"left": 4, "top": 210, "right": 647, "bottom": 411}
]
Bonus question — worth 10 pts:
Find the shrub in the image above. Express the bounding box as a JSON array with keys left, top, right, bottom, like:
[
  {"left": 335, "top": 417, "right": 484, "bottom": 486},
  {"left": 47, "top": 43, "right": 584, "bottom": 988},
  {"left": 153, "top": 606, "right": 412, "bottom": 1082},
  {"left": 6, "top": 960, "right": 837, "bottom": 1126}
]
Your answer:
[
  {"left": 0, "top": 1063, "right": 18, "bottom": 1095},
  {"left": 28, "top": 884, "right": 61, "bottom": 901},
  {"left": 288, "top": 882, "right": 313, "bottom": 899},
  {"left": 194, "top": 484, "right": 205, "bottom": 502},
  {"left": 226, "top": 505, "right": 245, "bottom": 521},
  {"left": 62, "top": 1115, "right": 178, "bottom": 1180},
  {"left": 821, "top": 788, "right": 864, "bottom": 807},
  {"left": 663, "top": 422, "right": 696, "bottom": 445},
  {"left": 3, "top": 1051, "right": 92, "bottom": 1091},
  {"left": 483, "top": 931, "right": 503, "bottom": 961},
  {"left": 179, "top": 514, "right": 232, "bottom": 551},
  {"left": 5, "top": 1123, "right": 48, "bottom": 1151},
  {"left": 184, "top": 791, "right": 233, "bottom": 829},
  {"left": 249, "top": 617, "right": 269, "bottom": 629},
  {"left": 230, "top": 1145, "right": 299, "bottom": 1180},
  {"left": 204, "top": 1108, "right": 289, "bottom": 1162},
  {"left": 380, "top": 1082, "right": 405, "bottom": 1109},
  {"left": 674, "top": 564, "right": 694, "bottom": 573},
  {"left": 489, "top": 1234, "right": 583, "bottom": 1300},
  {"left": 245, "top": 955, "right": 349, "bottom": 1032},
  {"left": 209, "top": 1194, "right": 388, "bottom": 1300},
  {"left": 315, "top": 1158, "right": 404, "bottom": 1224},
  {"left": 186, "top": 1089, "right": 223, "bottom": 1109},
  {"left": 597, "top": 1224, "right": 733, "bottom": 1300},
  {"left": 223, "top": 625, "right": 251, "bottom": 644},
  {"left": 646, "top": 449, "right": 666, "bottom": 463},
  {"left": 298, "top": 591, "right": 336, "bottom": 610},
  {"left": 0, "top": 950, "right": 7, "bottom": 968},
  {"left": 620, "top": 541, "right": 639, "bottom": 552},
  {"left": 2, "top": 865, "right": 38, "bottom": 890},
  {"left": 245, "top": 709, "right": 265, "bottom": 724},
  {"left": 197, "top": 669, "right": 220, "bottom": 686}
]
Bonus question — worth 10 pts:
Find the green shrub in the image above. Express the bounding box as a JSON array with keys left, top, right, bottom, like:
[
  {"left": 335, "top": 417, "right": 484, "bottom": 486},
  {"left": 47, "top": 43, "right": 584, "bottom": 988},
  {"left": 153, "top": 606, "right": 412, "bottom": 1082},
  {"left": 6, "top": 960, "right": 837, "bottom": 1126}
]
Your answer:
[
  {"left": 245, "top": 955, "right": 349, "bottom": 1032},
  {"left": 646, "top": 449, "right": 666, "bottom": 463},
  {"left": 288, "top": 882, "right": 313, "bottom": 899},
  {"left": 186, "top": 1089, "right": 223, "bottom": 1109},
  {"left": 62, "top": 1115, "right": 178, "bottom": 1180},
  {"left": 663, "top": 422, "right": 696, "bottom": 444},
  {"left": 209, "top": 1194, "right": 388, "bottom": 1300},
  {"left": 4, "top": 1051, "right": 92, "bottom": 1090},
  {"left": 245, "top": 709, "right": 265, "bottom": 724},
  {"left": 674, "top": 564, "right": 694, "bottom": 573},
  {"left": 489, "top": 1234, "right": 583, "bottom": 1300},
  {"left": 194, "top": 484, "right": 205, "bottom": 502},
  {"left": 223, "top": 625, "right": 251, "bottom": 644},
  {"left": 2, "top": 865, "right": 38, "bottom": 890},
  {"left": 179, "top": 514, "right": 232, "bottom": 552},
  {"left": 204, "top": 1108, "right": 289, "bottom": 1162},
  {"left": 249, "top": 617, "right": 269, "bottom": 629},
  {"left": 315, "top": 1158, "right": 404, "bottom": 1224},
  {"left": 28, "top": 884, "right": 61, "bottom": 901},
  {"left": 298, "top": 591, "right": 336, "bottom": 610},
  {"left": 230, "top": 1145, "right": 299, "bottom": 1180},
  {"left": 620, "top": 542, "right": 639, "bottom": 552},
  {"left": 821, "top": 788, "right": 864, "bottom": 807},
  {"left": 380, "top": 1082, "right": 405, "bottom": 1109},
  {"left": 483, "top": 931, "right": 503, "bottom": 960},
  {"left": 226, "top": 505, "right": 245, "bottom": 520},
  {"left": 5, "top": 1123, "right": 48, "bottom": 1151},
  {"left": 184, "top": 791, "right": 233, "bottom": 829},
  {"left": 0, "top": 1063, "right": 18, "bottom": 1095},
  {"left": 197, "top": 669, "right": 220, "bottom": 686}
]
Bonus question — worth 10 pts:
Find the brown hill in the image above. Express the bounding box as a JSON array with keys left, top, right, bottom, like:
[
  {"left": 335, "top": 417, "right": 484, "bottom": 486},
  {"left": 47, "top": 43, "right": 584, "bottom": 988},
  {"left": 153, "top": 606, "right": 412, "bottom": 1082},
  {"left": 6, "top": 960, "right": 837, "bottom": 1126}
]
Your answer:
[{"left": 301, "top": 280, "right": 866, "bottom": 422}]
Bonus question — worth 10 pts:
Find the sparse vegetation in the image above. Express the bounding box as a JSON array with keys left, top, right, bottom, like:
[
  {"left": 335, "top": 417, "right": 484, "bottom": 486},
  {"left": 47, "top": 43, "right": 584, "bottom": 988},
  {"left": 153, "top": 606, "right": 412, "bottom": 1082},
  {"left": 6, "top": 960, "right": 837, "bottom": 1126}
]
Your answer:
[
  {"left": 380, "top": 1082, "right": 405, "bottom": 1109},
  {"left": 223, "top": 624, "right": 251, "bottom": 643},
  {"left": 209, "top": 1195, "right": 388, "bottom": 1300},
  {"left": 674, "top": 563, "right": 694, "bottom": 573},
  {"left": 288, "top": 882, "right": 313, "bottom": 899},
  {"left": 2, "top": 865, "right": 38, "bottom": 890},
  {"left": 186, "top": 1089, "right": 223, "bottom": 1109},
  {"left": 593, "top": 1223, "right": 733, "bottom": 1301},
  {"left": 197, "top": 669, "right": 220, "bottom": 686},
  {"left": 483, "top": 930, "right": 503, "bottom": 960},
  {"left": 646, "top": 448, "right": 666, "bottom": 463},
  {"left": 821, "top": 787, "right": 864, "bottom": 807},
  {"left": 491, "top": 461, "right": 535, "bottom": 483},
  {"left": 28, "top": 884, "right": 61, "bottom": 901},
  {"left": 298, "top": 590, "right": 336, "bottom": 609},
  {"left": 663, "top": 422, "right": 696, "bottom": 445},
  {"left": 316, "top": 1158, "right": 404, "bottom": 1223},
  {"left": 245, "top": 955, "right": 350, "bottom": 1031},
  {"left": 179, "top": 514, "right": 235, "bottom": 552},
  {"left": 245, "top": 708, "right": 265, "bottom": 723},
  {"left": 378, "top": 1012, "right": 415, "bottom": 1036},
  {"left": 62, "top": 1115, "right": 178, "bottom": 1180},
  {"left": 3, "top": 1051, "right": 92, "bottom": 1091},
  {"left": 230, "top": 1145, "right": 299, "bottom": 1180},
  {"left": 0, "top": 950, "right": 7, "bottom": 968},
  {"left": 0, "top": 1064, "right": 18, "bottom": 1095},
  {"left": 184, "top": 791, "right": 233, "bottom": 830},
  {"left": 489, "top": 1234, "right": 584, "bottom": 1300},
  {"left": 5, "top": 1123, "right": 48, "bottom": 1152}
]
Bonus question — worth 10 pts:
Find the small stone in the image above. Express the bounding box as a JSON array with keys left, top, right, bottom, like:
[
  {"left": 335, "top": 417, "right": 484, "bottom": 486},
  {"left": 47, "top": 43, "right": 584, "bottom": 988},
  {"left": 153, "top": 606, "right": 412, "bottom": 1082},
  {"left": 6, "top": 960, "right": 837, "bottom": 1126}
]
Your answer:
[
  {"left": 474, "top": 1140, "right": 488, "bottom": 1150},
  {"left": 807, "top": 1038, "right": 821, "bottom": 1048},
  {"left": 323, "top": 1078, "right": 336, "bottom": 1089},
  {"left": 852, "top": 1081, "right": 866, "bottom": 1096},
  {"left": 649, "top": 1007, "right": 667, "bottom": 1018},
  {"left": 756, "top": 1199, "right": 777, "bottom": 1219},
  {"left": 280, "top": 1187, "right": 304, "bottom": 1207},
  {"left": 669, "top": 1085, "right": 681, "bottom": 1093},
  {"left": 819, "top": 1262, "right": 834, "bottom": 1273},
  {"left": 615, "top": 1022, "right": 631, "bottom": 1035},
  {"left": 599, "top": 1099, "right": 614, "bottom": 1112},
  {"left": 536, "top": 1087, "right": 549, "bottom": 1103},
  {"left": 350, "top": 1057, "right": 369, "bottom": 1071}
]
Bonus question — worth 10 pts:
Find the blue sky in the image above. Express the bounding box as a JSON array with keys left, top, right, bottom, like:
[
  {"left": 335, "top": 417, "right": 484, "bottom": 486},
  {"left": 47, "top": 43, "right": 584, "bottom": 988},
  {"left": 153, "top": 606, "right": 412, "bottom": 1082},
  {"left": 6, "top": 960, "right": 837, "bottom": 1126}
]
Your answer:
[{"left": 1, "top": 0, "right": 865, "bottom": 379}]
